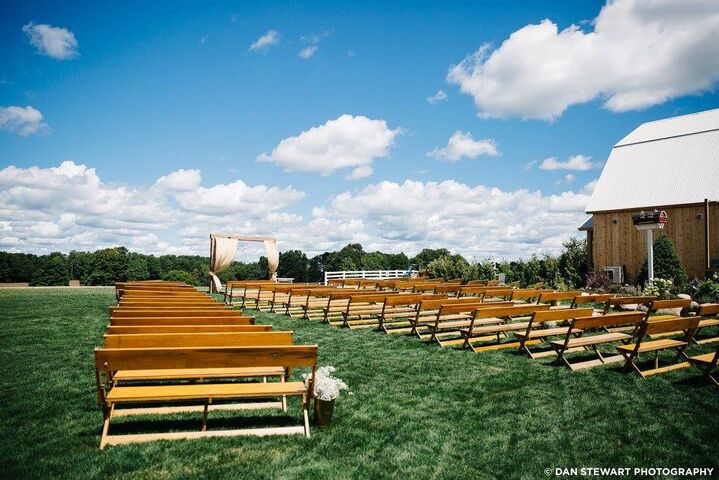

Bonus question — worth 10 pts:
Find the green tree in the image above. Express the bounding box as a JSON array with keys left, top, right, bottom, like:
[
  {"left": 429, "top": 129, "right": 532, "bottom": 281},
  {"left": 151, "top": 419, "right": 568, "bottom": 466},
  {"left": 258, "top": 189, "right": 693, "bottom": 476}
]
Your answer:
[
  {"left": 278, "top": 250, "right": 309, "bottom": 281},
  {"left": 161, "top": 270, "right": 197, "bottom": 284},
  {"left": 384, "top": 252, "right": 410, "bottom": 270},
  {"left": 325, "top": 244, "right": 364, "bottom": 272},
  {"left": 411, "top": 248, "right": 450, "bottom": 269},
  {"left": 127, "top": 252, "right": 150, "bottom": 281},
  {"left": 638, "top": 234, "right": 687, "bottom": 285},
  {"left": 426, "top": 255, "right": 469, "bottom": 280},
  {"left": 30, "top": 252, "right": 70, "bottom": 286},
  {"left": 558, "top": 238, "right": 588, "bottom": 288},
  {"left": 82, "top": 247, "right": 130, "bottom": 285},
  {"left": 361, "top": 252, "right": 390, "bottom": 270}
]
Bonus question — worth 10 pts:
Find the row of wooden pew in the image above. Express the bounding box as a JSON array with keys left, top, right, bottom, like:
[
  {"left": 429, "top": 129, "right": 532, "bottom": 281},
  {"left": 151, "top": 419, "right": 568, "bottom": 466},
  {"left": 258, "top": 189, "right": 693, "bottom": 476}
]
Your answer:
[
  {"left": 94, "top": 281, "right": 319, "bottom": 448},
  {"left": 227, "top": 280, "right": 719, "bottom": 385}
]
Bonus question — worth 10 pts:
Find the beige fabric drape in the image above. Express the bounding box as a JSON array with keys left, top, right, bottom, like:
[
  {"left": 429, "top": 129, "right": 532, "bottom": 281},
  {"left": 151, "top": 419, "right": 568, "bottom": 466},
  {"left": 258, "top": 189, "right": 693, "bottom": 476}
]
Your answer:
[
  {"left": 264, "top": 240, "right": 279, "bottom": 281},
  {"left": 209, "top": 237, "right": 238, "bottom": 292}
]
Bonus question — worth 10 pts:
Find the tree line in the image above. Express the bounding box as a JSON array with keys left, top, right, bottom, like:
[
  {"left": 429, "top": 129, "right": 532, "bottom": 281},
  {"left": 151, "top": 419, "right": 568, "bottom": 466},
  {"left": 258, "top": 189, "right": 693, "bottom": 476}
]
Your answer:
[{"left": 0, "top": 239, "right": 591, "bottom": 289}]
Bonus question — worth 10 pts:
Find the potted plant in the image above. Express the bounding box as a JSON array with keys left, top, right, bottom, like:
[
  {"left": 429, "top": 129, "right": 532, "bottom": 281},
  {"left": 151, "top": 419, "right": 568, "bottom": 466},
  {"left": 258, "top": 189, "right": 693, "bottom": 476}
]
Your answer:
[{"left": 303, "top": 366, "right": 349, "bottom": 428}]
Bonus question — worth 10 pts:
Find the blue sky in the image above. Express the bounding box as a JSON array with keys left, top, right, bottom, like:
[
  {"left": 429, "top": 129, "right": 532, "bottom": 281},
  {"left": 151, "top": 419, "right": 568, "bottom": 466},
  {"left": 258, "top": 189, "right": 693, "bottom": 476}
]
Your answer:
[{"left": 1, "top": 0, "right": 718, "bottom": 259}]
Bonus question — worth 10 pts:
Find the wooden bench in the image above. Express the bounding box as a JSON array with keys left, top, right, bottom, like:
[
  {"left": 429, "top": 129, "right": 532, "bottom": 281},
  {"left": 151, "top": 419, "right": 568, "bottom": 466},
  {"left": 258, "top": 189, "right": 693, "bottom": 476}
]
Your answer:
[
  {"left": 616, "top": 317, "right": 700, "bottom": 377},
  {"left": 110, "top": 316, "right": 256, "bottom": 326},
  {"left": 550, "top": 312, "right": 646, "bottom": 370},
  {"left": 536, "top": 291, "right": 584, "bottom": 308},
  {"left": 339, "top": 293, "right": 394, "bottom": 329},
  {"left": 687, "top": 350, "right": 719, "bottom": 387},
  {"left": 409, "top": 297, "right": 512, "bottom": 338},
  {"left": 693, "top": 304, "right": 719, "bottom": 345},
  {"left": 95, "top": 345, "right": 318, "bottom": 448},
  {"left": 110, "top": 308, "right": 246, "bottom": 318},
  {"left": 106, "top": 325, "right": 272, "bottom": 334},
  {"left": 103, "top": 332, "right": 293, "bottom": 389},
  {"left": 267, "top": 284, "right": 322, "bottom": 313},
  {"left": 570, "top": 293, "right": 615, "bottom": 312},
  {"left": 376, "top": 294, "right": 446, "bottom": 333},
  {"left": 510, "top": 289, "right": 551, "bottom": 304},
  {"left": 514, "top": 308, "right": 596, "bottom": 358},
  {"left": 426, "top": 302, "right": 527, "bottom": 347},
  {"left": 458, "top": 304, "right": 555, "bottom": 353},
  {"left": 603, "top": 295, "right": 656, "bottom": 314},
  {"left": 322, "top": 291, "right": 396, "bottom": 324}
]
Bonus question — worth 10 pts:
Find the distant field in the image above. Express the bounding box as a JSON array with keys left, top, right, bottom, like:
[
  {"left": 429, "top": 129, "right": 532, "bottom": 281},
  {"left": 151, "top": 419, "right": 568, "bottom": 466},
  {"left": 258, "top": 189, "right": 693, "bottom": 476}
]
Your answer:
[{"left": 1, "top": 289, "right": 717, "bottom": 479}]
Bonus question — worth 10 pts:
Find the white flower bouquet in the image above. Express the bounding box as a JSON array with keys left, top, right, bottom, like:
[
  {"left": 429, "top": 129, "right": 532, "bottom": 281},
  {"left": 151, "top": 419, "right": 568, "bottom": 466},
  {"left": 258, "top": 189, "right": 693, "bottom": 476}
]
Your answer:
[{"left": 303, "top": 366, "right": 349, "bottom": 401}]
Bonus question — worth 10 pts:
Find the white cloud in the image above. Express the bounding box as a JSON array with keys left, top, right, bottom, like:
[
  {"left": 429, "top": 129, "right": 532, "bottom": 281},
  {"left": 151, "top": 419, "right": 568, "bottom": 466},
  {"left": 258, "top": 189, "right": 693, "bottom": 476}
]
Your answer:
[
  {"left": 257, "top": 114, "right": 401, "bottom": 178},
  {"left": 175, "top": 180, "right": 305, "bottom": 214},
  {"left": 447, "top": 0, "right": 719, "bottom": 120},
  {"left": 299, "top": 46, "right": 317, "bottom": 59},
  {"left": 313, "top": 179, "right": 592, "bottom": 258},
  {"left": 249, "top": 30, "right": 280, "bottom": 51},
  {"left": 0, "top": 106, "right": 47, "bottom": 136},
  {"left": 153, "top": 169, "right": 202, "bottom": 192},
  {"left": 428, "top": 131, "right": 499, "bottom": 162},
  {"left": 22, "top": 22, "right": 78, "bottom": 60},
  {"left": 555, "top": 173, "right": 576, "bottom": 185},
  {"left": 0, "top": 161, "right": 306, "bottom": 256},
  {"left": 427, "top": 90, "right": 448, "bottom": 105},
  {"left": 540, "top": 154, "right": 597, "bottom": 171}
]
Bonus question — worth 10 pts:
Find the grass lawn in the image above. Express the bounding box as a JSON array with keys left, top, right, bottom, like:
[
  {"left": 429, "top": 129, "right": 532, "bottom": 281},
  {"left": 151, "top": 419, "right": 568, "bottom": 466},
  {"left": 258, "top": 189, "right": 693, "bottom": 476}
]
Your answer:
[{"left": 1, "top": 288, "right": 717, "bottom": 479}]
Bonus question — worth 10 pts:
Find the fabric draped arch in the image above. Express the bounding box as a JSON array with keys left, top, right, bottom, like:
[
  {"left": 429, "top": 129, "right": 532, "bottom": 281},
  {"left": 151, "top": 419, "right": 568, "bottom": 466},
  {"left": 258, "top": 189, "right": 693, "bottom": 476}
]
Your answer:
[{"left": 208, "top": 233, "right": 279, "bottom": 292}]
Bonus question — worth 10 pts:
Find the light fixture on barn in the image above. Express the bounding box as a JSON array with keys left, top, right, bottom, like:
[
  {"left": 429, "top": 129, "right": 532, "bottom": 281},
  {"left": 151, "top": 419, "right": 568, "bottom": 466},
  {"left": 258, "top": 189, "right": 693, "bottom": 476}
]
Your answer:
[{"left": 632, "top": 210, "right": 667, "bottom": 282}]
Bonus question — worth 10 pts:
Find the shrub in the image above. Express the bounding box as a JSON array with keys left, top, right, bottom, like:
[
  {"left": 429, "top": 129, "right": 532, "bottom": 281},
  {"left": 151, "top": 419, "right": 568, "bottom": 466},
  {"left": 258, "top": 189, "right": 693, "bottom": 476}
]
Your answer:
[
  {"left": 161, "top": 270, "right": 197, "bottom": 285},
  {"left": 463, "top": 259, "right": 496, "bottom": 283},
  {"left": 586, "top": 270, "right": 612, "bottom": 292},
  {"left": 638, "top": 234, "right": 687, "bottom": 286},
  {"left": 643, "top": 278, "right": 674, "bottom": 299},
  {"left": 558, "top": 237, "right": 588, "bottom": 288},
  {"left": 425, "top": 255, "right": 469, "bottom": 280},
  {"left": 685, "top": 274, "right": 719, "bottom": 303}
]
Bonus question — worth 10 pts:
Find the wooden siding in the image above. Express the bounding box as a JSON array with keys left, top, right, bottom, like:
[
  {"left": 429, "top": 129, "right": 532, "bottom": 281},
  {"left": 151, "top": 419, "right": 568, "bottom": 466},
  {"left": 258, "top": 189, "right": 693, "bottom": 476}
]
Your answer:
[{"left": 592, "top": 204, "right": 719, "bottom": 281}]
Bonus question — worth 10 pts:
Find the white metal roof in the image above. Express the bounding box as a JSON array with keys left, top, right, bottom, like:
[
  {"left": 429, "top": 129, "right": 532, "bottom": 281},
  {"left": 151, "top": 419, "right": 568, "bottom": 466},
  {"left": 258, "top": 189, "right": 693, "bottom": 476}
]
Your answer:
[{"left": 586, "top": 109, "right": 719, "bottom": 213}]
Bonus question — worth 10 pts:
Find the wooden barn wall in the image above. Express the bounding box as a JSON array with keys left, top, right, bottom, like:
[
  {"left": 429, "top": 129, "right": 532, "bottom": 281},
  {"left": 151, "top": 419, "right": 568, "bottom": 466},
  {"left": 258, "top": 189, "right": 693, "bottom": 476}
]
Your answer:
[{"left": 592, "top": 204, "right": 719, "bottom": 281}]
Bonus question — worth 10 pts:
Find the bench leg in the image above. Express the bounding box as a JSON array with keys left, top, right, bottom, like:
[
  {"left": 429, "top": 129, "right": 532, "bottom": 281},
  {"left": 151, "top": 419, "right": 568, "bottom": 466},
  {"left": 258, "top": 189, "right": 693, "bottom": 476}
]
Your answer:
[
  {"left": 201, "top": 401, "right": 210, "bottom": 432},
  {"left": 99, "top": 404, "right": 114, "bottom": 450},
  {"left": 281, "top": 376, "right": 288, "bottom": 413},
  {"left": 302, "top": 396, "right": 311, "bottom": 439}
]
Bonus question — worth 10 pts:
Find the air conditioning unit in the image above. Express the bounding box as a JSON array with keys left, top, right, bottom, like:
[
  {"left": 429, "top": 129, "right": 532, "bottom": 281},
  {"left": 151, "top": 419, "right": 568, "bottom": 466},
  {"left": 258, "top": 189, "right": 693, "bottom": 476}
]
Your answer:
[{"left": 602, "top": 266, "right": 624, "bottom": 284}]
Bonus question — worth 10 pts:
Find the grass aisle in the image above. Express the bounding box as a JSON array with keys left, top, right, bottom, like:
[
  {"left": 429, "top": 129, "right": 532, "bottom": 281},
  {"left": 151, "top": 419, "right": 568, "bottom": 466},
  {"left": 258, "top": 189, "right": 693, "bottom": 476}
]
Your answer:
[{"left": 1, "top": 289, "right": 717, "bottom": 479}]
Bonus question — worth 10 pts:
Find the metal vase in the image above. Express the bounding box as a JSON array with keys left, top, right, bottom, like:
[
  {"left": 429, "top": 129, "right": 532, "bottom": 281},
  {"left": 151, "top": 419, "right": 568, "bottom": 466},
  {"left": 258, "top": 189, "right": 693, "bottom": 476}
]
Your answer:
[{"left": 313, "top": 399, "right": 335, "bottom": 428}]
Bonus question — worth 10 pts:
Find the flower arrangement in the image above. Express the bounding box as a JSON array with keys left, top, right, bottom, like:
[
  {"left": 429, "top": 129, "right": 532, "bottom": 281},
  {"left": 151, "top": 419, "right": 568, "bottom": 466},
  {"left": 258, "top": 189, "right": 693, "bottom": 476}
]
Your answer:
[
  {"left": 643, "top": 278, "right": 674, "bottom": 299},
  {"left": 303, "top": 366, "right": 349, "bottom": 401}
]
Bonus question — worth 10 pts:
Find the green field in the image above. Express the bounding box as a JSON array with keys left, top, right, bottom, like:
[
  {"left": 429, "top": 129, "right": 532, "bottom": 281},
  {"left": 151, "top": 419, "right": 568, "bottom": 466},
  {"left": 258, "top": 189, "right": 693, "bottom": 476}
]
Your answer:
[{"left": 1, "top": 288, "right": 717, "bottom": 479}]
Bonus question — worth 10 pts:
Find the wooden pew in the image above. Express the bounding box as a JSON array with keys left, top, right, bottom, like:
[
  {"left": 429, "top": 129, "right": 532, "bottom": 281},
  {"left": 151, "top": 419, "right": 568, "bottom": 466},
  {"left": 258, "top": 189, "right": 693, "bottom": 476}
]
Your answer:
[
  {"left": 106, "top": 325, "right": 272, "bottom": 334},
  {"left": 376, "top": 294, "right": 446, "bottom": 334},
  {"left": 693, "top": 304, "right": 719, "bottom": 345},
  {"left": 617, "top": 317, "right": 700, "bottom": 377},
  {"left": 110, "top": 307, "right": 239, "bottom": 317},
  {"left": 536, "top": 291, "right": 584, "bottom": 308},
  {"left": 514, "top": 308, "right": 596, "bottom": 358},
  {"left": 408, "top": 297, "right": 510, "bottom": 338},
  {"left": 103, "top": 332, "right": 294, "bottom": 388},
  {"left": 267, "top": 284, "right": 323, "bottom": 313},
  {"left": 94, "top": 345, "right": 318, "bottom": 448},
  {"left": 321, "top": 291, "right": 395, "bottom": 324},
  {"left": 550, "top": 312, "right": 646, "bottom": 370},
  {"left": 458, "top": 304, "right": 555, "bottom": 352},
  {"left": 110, "top": 317, "right": 256, "bottom": 326},
  {"left": 426, "top": 302, "right": 517, "bottom": 347},
  {"left": 687, "top": 350, "right": 719, "bottom": 387}
]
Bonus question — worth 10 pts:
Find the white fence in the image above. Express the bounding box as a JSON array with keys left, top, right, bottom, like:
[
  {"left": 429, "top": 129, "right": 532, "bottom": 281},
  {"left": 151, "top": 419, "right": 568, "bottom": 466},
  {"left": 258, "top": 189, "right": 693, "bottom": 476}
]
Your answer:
[{"left": 324, "top": 269, "right": 418, "bottom": 285}]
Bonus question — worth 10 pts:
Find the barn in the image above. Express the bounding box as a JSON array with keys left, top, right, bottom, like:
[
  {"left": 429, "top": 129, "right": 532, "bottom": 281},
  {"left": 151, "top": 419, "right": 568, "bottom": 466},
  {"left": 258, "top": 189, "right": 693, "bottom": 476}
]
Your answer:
[{"left": 582, "top": 108, "right": 719, "bottom": 282}]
